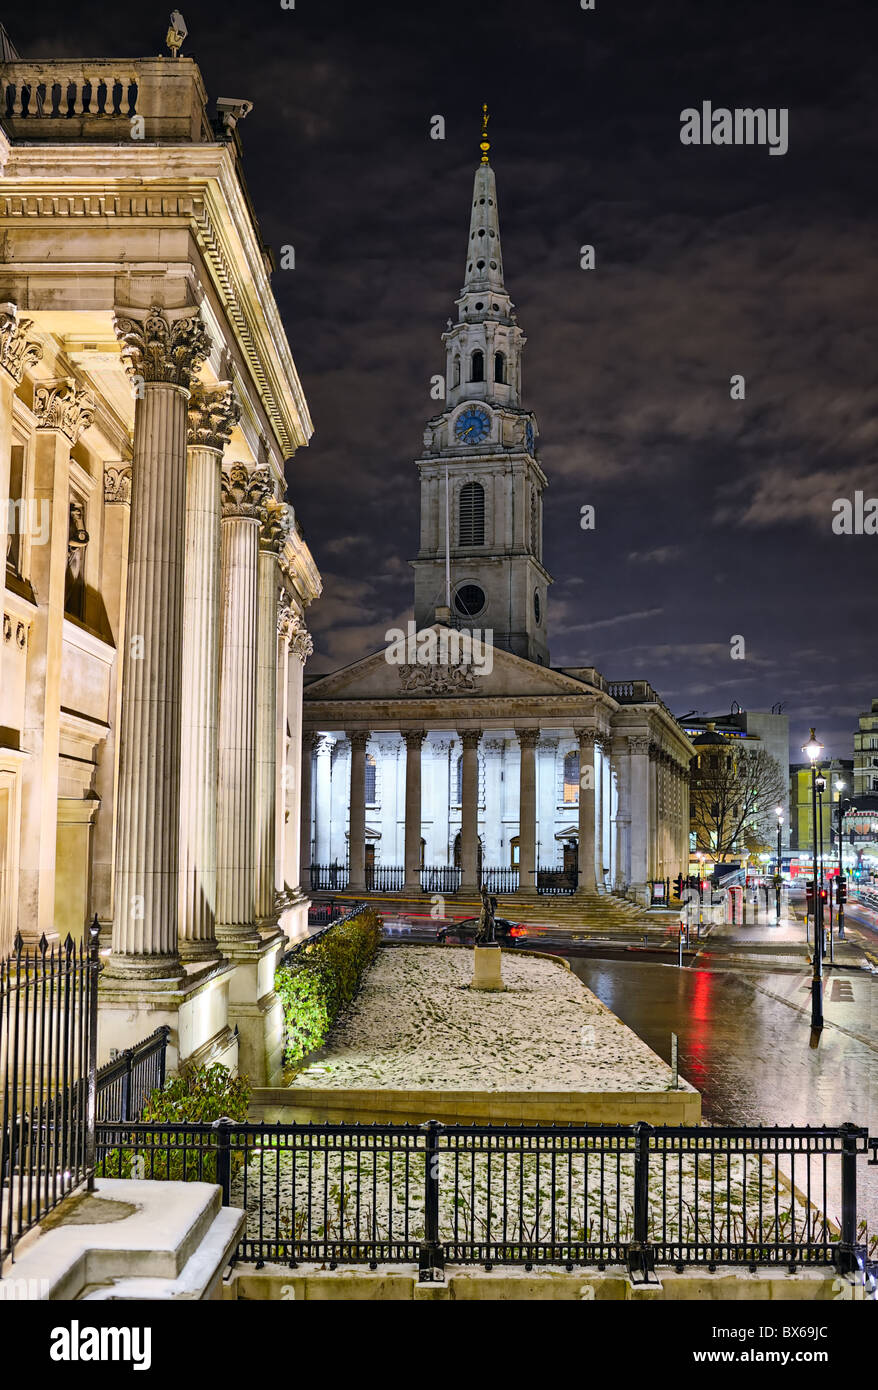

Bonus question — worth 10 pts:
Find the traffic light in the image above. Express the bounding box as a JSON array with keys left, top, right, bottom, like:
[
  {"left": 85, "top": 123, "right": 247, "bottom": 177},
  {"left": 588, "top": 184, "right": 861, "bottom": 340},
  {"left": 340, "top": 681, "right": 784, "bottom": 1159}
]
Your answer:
[
  {"left": 819, "top": 887, "right": 828, "bottom": 903},
  {"left": 805, "top": 881, "right": 815, "bottom": 907},
  {"left": 837, "top": 879, "right": 847, "bottom": 904}
]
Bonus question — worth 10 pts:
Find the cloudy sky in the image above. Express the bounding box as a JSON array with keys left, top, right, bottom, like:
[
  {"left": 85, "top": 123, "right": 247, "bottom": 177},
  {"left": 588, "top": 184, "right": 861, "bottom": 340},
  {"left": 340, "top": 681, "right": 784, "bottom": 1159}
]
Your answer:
[{"left": 28, "top": 0, "right": 878, "bottom": 755}]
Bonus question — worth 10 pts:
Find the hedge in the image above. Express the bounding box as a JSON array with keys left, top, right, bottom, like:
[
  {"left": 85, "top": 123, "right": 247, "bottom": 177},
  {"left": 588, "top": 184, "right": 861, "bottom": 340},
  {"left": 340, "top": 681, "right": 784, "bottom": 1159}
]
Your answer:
[{"left": 275, "top": 907, "right": 382, "bottom": 1065}]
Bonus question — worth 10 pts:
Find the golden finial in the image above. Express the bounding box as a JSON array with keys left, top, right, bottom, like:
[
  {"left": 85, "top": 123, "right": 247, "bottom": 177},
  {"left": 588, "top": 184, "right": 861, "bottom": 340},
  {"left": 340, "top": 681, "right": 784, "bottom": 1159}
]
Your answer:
[{"left": 480, "top": 103, "right": 490, "bottom": 164}]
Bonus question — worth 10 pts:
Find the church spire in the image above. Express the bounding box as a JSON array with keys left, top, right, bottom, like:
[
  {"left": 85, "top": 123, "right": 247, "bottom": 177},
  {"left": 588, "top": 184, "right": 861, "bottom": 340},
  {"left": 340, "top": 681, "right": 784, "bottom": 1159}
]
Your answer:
[
  {"left": 460, "top": 116, "right": 507, "bottom": 309},
  {"left": 480, "top": 102, "right": 490, "bottom": 164}
]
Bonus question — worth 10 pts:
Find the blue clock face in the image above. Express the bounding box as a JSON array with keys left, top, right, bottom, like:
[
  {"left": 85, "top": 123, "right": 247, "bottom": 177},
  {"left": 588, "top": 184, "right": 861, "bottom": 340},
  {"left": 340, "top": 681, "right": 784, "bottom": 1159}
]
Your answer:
[
  {"left": 525, "top": 421, "right": 535, "bottom": 454},
  {"left": 454, "top": 406, "right": 491, "bottom": 445}
]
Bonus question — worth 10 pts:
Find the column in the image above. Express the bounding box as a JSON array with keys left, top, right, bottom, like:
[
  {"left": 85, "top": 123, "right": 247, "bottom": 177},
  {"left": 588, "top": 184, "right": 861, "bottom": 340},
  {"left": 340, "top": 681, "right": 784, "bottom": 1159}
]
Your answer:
[
  {"left": 90, "top": 466, "right": 132, "bottom": 935},
  {"left": 594, "top": 738, "right": 605, "bottom": 891},
  {"left": 314, "top": 736, "right": 333, "bottom": 864},
  {"left": 516, "top": 728, "right": 539, "bottom": 894},
  {"left": 459, "top": 729, "right": 482, "bottom": 893},
  {"left": 613, "top": 738, "right": 631, "bottom": 892},
  {"left": 628, "top": 735, "right": 651, "bottom": 901},
  {"left": 299, "top": 731, "right": 316, "bottom": 887},
  {"left": 403, "top": 729, "right": 426, "bottom": 892},
  {"left": 575, "top": 728, "right": 598, "bottom": 894},
  {"left": 348, "top": 730, "right": 370, "bottom": 892},
  {"left": 108, "top": 306, "right": 209, "bottom": 979},
  {"left": 255, "top": 498, "right": 293, "bottom": 925},
  {"left": 215, "top": 461, "right": 272, "bottom": 945},
  {"left": 178, "top": 383, "right": 239, "bottom": 960},
  {"left": 648, "top": 743, "right": 659, "bottom": 880},
  {"left": 275, "top": 605, "right": 292, "bottom": 896},
  {"left": 0, "top": 307, "right": 42, "bottom": 690},
  {"left": 18, "top": 380, "right": 94, "bottom": 941}
]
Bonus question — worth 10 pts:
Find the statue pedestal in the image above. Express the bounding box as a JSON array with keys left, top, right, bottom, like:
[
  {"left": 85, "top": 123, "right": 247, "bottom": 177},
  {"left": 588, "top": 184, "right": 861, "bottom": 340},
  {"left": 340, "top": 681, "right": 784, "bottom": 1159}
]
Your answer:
[{"left": 471, "top": 944, "right": 505, "bottom": 992}]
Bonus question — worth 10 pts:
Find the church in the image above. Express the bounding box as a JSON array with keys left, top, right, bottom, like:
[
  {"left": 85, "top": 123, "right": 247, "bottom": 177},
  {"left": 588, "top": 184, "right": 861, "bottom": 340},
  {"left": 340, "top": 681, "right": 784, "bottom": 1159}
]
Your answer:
[{"left": 302, "top": 120, "right": 693, "bottom": 913}]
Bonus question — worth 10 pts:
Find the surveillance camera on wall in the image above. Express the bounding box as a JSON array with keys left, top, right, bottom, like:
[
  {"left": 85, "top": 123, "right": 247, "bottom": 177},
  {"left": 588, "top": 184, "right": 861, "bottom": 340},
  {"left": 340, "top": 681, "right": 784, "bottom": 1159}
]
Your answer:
[
  {"left": 216, "top": 98, "right": 254, "bottom": 133},
  {"left": 165, "top": 10, "right": 188, "bottom": 57}
]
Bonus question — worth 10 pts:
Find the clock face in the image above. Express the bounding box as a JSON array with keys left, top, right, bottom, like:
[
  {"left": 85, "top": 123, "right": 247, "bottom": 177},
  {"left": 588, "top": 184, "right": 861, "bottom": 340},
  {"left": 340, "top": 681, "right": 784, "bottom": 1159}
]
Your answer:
[
  {"left": 454, "top": 406, "right": 491, "bottom": 445},
  {"left": 525, "top": 420, "right": 535, "bottom": 455}
]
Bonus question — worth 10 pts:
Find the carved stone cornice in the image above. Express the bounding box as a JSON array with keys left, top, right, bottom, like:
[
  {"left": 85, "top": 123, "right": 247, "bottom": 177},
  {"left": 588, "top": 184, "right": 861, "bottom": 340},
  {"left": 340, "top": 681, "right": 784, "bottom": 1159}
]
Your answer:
[
  {"left": 187, "top": 381, "right": 240, "bottom": 452},
  {"left": 398, "top": 662, "right": 478, "bottom": 694},
  {"left": 260, "top": 498, "right": 295, "bottom": 554},
  {"left": 33, "top": 378, "right": 95, "bottom": 443},
  {"left": 113, "top": 303, "right": 211, "bottom": 390},
  {"left": 0, "top": 305, "right": 42, "bottom": 383},
  {"left": 104, "top": 464, "right": 133, "bottom": 505},
  {"left": 221, "top": 462, "right": 273, "bottom": 520}
]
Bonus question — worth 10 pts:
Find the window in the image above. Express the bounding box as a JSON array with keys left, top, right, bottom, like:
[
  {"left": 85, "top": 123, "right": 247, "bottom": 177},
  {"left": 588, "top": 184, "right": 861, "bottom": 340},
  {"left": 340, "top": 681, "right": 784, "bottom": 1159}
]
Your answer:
[
  {"left": 454, "top": 583, "right": 486, "bottom": 617},
  {"left": 6, "top": 443, "right": 25, "bottom": 576},
  {"left": 563, "top": 751, "right": 580, "bottom": 803},
  {"left": 365, "top": 754, "right": 376, "bottom": 804},
  {"left": 494, "top": 351, "right": 505, "bottom": 384},
  {"left": 458, "top": 482, "right": 485, "bottom": 546},
  {"left": 65, "top": 496, "right": 89, "bottom": 620},
  {"left": 470, "top": 350, "right": 484, "bottom": 383},
  {"left": 510, "top": 835, "right": 520, "bottom": 868}
]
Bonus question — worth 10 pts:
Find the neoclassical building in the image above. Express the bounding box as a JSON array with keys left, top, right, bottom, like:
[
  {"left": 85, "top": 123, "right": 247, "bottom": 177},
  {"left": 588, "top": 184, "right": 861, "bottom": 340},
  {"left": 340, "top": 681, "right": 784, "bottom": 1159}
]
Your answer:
[
  {"left": 0, "top": 40, "right": 320, "bottom": 1079},
  {"left": 303, "top": 129, "right": 692, "bottom": 911}
]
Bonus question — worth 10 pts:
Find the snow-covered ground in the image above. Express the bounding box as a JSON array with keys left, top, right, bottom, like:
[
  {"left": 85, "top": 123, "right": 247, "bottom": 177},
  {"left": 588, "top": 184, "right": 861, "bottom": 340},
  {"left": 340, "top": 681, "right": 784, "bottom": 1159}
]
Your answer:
[{"left": 286, "top": 945, "right": 695, "bottom": 1095}]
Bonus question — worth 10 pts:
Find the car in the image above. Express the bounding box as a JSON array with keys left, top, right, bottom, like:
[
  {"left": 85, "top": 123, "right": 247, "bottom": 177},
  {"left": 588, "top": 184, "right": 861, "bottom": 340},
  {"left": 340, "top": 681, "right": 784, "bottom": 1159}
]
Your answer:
[{"left": 436, "top": 916, "right": 519, "bottom": 944}]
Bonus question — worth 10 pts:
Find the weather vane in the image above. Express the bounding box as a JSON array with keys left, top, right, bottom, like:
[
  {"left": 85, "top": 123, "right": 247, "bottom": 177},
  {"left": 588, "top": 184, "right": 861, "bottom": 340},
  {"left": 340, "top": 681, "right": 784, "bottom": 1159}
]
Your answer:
[{"left": 480, "top": 103, "right": 490, "bottom": 164}]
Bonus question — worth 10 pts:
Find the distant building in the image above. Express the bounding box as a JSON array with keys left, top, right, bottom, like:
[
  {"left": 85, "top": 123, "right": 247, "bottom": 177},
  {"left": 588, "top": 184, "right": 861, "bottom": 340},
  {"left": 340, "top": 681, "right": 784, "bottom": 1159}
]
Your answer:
[
  {"left": 853, "top": 698, "right": 878, "bottom": 796},
  {"left": 789, "top": 760, "right": 853, "bottom": 862},
  {"left": 677, "top": 704, "right": 789, "bottom": 847}
]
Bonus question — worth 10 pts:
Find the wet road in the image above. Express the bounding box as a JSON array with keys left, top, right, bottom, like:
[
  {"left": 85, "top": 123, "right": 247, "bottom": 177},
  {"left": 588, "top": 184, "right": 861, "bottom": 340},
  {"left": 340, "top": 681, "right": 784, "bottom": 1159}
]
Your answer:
[{"left": 570, "top": 957, "right": 878, "bottom": 1234}]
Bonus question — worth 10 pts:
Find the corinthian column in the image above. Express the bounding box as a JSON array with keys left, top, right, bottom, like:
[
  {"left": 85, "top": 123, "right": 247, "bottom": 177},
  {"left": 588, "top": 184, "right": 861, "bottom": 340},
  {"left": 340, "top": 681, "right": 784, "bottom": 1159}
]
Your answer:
[
  {"left": 255, "top": 497, "right": 293, "bottom": 925},
  {"left": 107, "top": 306, "right": 210, "bottom": 978},
  {"left": 0, "top": 306, "right": 42, "bottom": 691},
  {"left": 348, "top": 730, "right": 371, "bottom": 892},
  {"left": 575, "top": 728, "right": 599, "bottom": 894},
  {"left": 216, "top": 462, "right": 273, "bottom": 944},
  {"left": 403, "top": 729, "right": 426, "bottom": 892},
  {"left": 458, "top": 730, "right": 482, "bottom": 894},
  {"left": 516, "top": 729, "right": 539, "bottom": 895},
  {"left": 18, "top": 379, "right": 94, "bottom": 942},
  {"left": 284, "top": 618, "right": 313, "bottom": 895},
  {"left": 178, "top": 383, "right": 240, "bottom": 960}
]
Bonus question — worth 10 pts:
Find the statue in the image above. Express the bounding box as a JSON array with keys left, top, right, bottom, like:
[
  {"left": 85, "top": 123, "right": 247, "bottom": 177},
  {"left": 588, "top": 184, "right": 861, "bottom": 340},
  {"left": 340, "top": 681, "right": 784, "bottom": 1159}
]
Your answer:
[{"left": 475, "top": 884, "right": 498, "bottom": 945}]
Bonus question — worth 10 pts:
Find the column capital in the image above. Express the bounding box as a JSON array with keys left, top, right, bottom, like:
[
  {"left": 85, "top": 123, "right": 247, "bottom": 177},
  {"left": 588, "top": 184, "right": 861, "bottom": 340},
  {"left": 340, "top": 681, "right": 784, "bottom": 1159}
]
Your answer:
[
  {"left": 0, "top": 304, "right": 43, "bottom": 383},
  {"left": 221, "top": 462, "right": 274, "bottom": 519},
  {"left": 260, "top": 498, "right": 295, "bottom": 554},
  {"left": 627, "top": 734, "right": 650, "bottom": 756},
  {"left": 289, "top": 615, "right": 313, "bottom": 663},
  {"left": 113, "top": 303, "right": 211, "bottom": 390},
  {"left": 402, "top": 728, "right": 427, "bottom": 750},
  {"left": 104, "top": 464, "right": 133, "bottom": 506},
  {"left": 574, "top": 726, "right": 600, "bottom": 747},
  {"left": 459, "top": 728, "right": 483, "bottom": 750},
  {"left": 187, "top": 381, "right": 240, "bottom": 452},
  {"left": 33, "top": 377, "right": 95, "bottom": 443},
  {"left": 349, "top": 729, "right": 372, "bottom": 750},
  {"left": 515, "top": 727, "right": 540, "bottom": 749}
]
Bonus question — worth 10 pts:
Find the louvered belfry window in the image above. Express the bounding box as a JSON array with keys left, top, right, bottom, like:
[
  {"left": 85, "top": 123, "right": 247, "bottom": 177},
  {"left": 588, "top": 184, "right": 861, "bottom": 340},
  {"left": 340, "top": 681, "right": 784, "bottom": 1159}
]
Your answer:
[{"left": 458, "top": 481, "right": 485, "bottom": 546}]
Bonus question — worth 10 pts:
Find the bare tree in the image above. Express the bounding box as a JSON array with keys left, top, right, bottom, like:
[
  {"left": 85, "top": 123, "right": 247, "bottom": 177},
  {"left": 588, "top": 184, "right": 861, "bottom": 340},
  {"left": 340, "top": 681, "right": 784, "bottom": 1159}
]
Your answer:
[{"left": 690, "top": 746, "right": 786, "bottom": 861}]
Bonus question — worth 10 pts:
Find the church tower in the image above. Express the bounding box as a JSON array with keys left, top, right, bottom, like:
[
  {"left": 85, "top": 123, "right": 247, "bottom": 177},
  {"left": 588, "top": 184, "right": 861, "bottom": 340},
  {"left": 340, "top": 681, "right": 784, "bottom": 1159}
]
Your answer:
[{"left": 412, "top": 109, "right": 552, "bottom": 665}]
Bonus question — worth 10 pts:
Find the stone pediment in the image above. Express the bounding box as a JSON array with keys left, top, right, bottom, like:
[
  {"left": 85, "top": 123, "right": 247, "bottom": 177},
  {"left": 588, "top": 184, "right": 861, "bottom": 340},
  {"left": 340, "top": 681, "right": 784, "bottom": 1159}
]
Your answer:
[{"left": 303, "top": 626, "right": 604, "bottom": 704}]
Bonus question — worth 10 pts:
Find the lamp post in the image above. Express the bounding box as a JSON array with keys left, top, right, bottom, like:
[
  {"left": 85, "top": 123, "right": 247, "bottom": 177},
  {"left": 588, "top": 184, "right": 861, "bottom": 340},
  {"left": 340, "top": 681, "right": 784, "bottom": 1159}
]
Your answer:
[
  {"left": 775, "top": 805, "right": 784, "bottom": 923},
  {"left": 802, "top": 729, "right": 824, "bottom": 1031}
]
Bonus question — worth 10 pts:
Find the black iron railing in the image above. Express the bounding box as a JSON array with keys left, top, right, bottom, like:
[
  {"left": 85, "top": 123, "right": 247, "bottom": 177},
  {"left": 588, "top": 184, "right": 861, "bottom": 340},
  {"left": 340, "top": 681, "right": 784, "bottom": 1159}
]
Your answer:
[
  {"left": 368, "top": 865, "right": 404, "bottom": 892},
  {"left": 420, "top": 866, "right": 461, "bottom": 894},
  {"left": 0, "top": 924, "right": 100, "bottom": 1264},
  {"left": 482, "top": 867, "right": 519, "bottom": 894},
  {"left": 282, "top": 903, "right": 369, "bottom": 965},
  {"left": 92, "top": 1119, "right": 874, "bottom": 1279},
  {"left": 310, "top": 863, "right": 349, "bottom": 891},
  {"left": 536, "top": 865, "right": 577, "bottom": 895},
  {"left": 95, "top": 1027, "right": 170, "bottom": 1124}
]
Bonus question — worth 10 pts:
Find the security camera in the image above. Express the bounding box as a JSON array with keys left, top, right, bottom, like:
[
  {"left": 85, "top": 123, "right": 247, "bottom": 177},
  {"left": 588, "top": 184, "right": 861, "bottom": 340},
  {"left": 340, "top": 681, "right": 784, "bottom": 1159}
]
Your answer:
[
  {"left": 166, "top": 10, "right": 188, "bottom": 57},
  {"left": 216, "top": 98, "right": 254, "bottom": 133}
]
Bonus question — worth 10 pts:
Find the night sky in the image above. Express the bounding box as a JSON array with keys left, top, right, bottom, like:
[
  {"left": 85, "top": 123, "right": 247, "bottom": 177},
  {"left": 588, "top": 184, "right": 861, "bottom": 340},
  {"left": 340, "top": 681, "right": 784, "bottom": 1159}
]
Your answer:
[{"left": 25, "top": 0, "right": 878, "bottom": 756}]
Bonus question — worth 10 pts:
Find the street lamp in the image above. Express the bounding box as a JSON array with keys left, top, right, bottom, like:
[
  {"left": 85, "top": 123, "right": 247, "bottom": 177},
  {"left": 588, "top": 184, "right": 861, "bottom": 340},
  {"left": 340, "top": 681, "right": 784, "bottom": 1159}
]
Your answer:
[
  {"left": 802, "top": 728, "right": 824, "bottom": 1031},
  {"left": 775, "top": 805, "right": 784, "bottom": 923}
]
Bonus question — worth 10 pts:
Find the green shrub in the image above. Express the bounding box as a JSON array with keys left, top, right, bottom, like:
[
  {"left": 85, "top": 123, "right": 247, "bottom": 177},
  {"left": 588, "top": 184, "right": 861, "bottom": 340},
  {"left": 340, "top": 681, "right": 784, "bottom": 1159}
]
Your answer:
[
  {"left": 97, "top": 1063, "right": 251, "bottom": 1184},
  {"left": 276, "top": 907, "right": 382, "bottom": 1065}
]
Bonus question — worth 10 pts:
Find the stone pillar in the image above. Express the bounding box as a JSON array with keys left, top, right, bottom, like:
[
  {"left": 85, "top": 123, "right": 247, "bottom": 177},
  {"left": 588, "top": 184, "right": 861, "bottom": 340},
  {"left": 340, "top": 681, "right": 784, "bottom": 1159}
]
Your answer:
[
  {"left": 216, "top": 462, "right": 272, "bottom": 945},
  {"left": 275, "top": 606, "right": 292, "bottom": 896},
  {"left": 403, "top": 729, "right": 426, "bottom": 892},
  {"left": 107, "top": 306, "right": 210, "bottom": 979},
  {"left": 254, "top": 498, "right": 293, "bottom": 926},
  {"left": 178, "top": 384, "right": 239, "bottom": 961},
  {"left": 595, "top": 738, "right": 605, "bottom": 892},
  {"left": 575, "top": 728, "right": 598, "bottom": 894},
  {"left": 348, "top": 730, "right": 370, "bottom": 892},
  {"left": 314, "top": 736, "right": 333, "bottom": 865},
  {"left": 648, "top": 743, "right": 659, "bottom": 881},
  {"left": 516, "top": 728, "right": 539, "bottom": 895},
  {"left": 299, "top": 731, "right": 316, "bottom": 886},
  {"left": 0, "top": 307, "right": 42, "bottom": 690},
  {"left": 458, "top": 729, "right": 482, "bottom": 893},
  {"left": 628, "top": 735, "right": 651, "bottom": 903},
  {"left": 613, "top": 739, "right": 631, "bottom": 892},
  {"left": 17, "top": 380, "right": 94, "bottom": 942},
  {"left": 90, "top": 466, "right": 132, "bottom": 940}
]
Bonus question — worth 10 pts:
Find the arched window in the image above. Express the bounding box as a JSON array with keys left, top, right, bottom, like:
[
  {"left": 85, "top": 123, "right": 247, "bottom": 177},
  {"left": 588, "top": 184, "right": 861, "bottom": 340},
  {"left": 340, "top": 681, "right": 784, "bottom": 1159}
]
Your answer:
[
  {"left": 494, "top": 351, "right": 505, "bottom": 384},
  {"left": 458, "top": 481, "right": 485, "bottom": 546},
  {"left": 470, "top": 350, "right": 484, "bottom": 383},
  {"left": 365, "top": 754, "right": 376, "bottom": 804},
  {"left": 563, "top": 751, "right": 580, "bottom": 804},
  {"left": 453, "top": 355, "right": 460, "bottom": 387}
]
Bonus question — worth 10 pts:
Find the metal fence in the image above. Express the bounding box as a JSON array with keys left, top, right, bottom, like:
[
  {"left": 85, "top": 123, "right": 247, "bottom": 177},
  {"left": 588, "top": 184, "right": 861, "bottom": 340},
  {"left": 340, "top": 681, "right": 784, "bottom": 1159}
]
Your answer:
[
  {"left": 92, "top": 1119, "right": 875, "bottom": 1279},
  {"left": 420, "top": 866, "right": 461, "bottom": 894},
  {"left": 536, "top": 865, "right": 577, "bottom": 895},
  {"left": 95, "top": 1027, "right": 170, "bottom": 1124},
  {"left": 282, "top": 903, "right": 369, "bottom": 965},
  {"left": 0, "top": 925, "right": 100, "bottom": 1264},
  {"left": 482, "top": 867, "right": 519, "bottom": 894}
]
